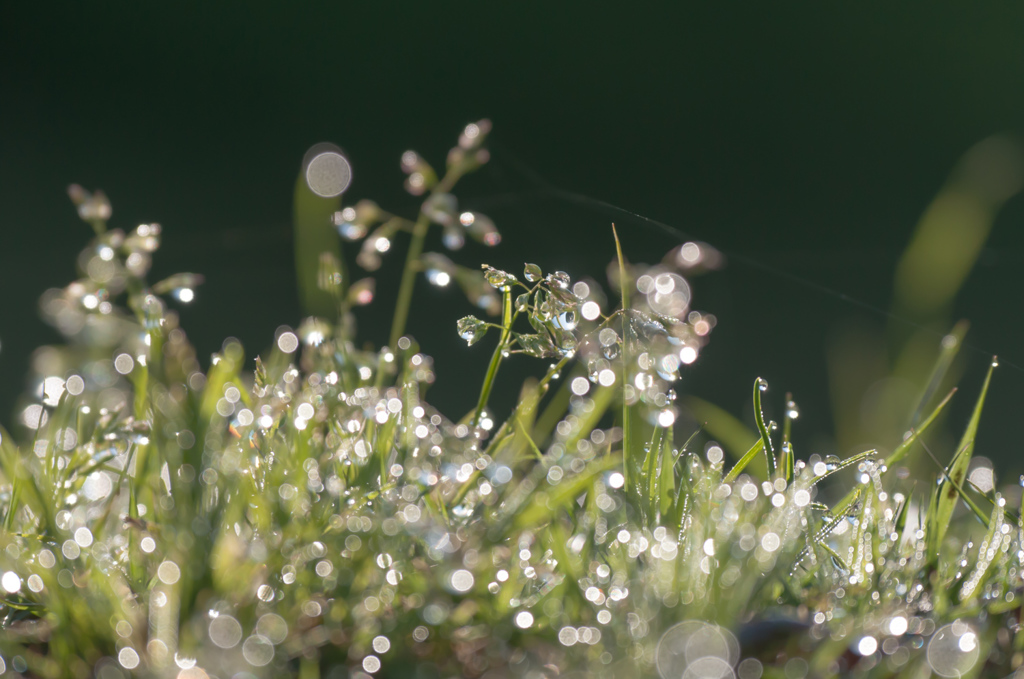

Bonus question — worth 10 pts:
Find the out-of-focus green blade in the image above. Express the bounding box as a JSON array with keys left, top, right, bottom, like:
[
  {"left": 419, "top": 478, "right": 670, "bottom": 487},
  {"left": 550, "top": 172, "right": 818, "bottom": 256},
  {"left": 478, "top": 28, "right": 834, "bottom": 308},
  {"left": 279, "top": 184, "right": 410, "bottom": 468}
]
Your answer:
[
  {"left": 723, "top": 439, "right": 765, "bottom": 485},
  {"left": 830, "top": 387, "right": 955, "bottom": 517},
  {"left": 685, "top": 395, "right": 767, "bottom": 480},
  {"left": 294, "top": 172, "right": 343, "bottom": 320},
  {"left": 612, "top": 225, "right": 638, "bottom": 491},
  {"left": 908, "top": 320, "right": 968, "bottom": 428},
  {"left": 514, "top": 454, "right": 621, "bottom": 530},
  {"left": 887, "top": 388, "right": 956, "bottom": 468}
]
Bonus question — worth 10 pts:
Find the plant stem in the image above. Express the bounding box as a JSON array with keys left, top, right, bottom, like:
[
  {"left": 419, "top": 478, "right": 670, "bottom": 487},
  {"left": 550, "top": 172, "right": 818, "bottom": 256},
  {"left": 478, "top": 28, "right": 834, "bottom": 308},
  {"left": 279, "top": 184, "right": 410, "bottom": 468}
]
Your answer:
[
  {"left": 612, "top": 224, "right": 633, "bottom": 490},
  {"left": 472, "top": 287, "right": 513, "bottom": 427},
  {"left": 386, "top": 164, "right": 465, "bottom": 350},
  {"left": 388, "top": 214, "right": 430, "bottom": 349},
  {"left": 483, "top": 353, "right": 572, "bottom": 455}
]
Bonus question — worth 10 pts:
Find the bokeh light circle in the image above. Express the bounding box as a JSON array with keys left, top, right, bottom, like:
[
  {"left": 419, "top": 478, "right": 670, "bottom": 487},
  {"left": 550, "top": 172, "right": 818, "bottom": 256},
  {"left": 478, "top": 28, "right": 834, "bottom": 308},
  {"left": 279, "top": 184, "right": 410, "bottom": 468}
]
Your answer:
[
  {"left": 927, "top": 621, "right": 979, "bottom": 678},
  {"left": 304, "top": 144, "right": 352, "bottom": 197},
  {"left": 656, "top": 621, "right": 740, "bottom": 679}
]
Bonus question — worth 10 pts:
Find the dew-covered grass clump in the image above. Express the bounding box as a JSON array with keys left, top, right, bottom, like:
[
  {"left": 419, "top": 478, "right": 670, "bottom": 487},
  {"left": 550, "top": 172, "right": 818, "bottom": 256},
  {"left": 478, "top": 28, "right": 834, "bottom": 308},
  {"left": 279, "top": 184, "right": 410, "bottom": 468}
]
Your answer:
[{"left": 1, "top": 122, "right": 1021, "bottom": 679}]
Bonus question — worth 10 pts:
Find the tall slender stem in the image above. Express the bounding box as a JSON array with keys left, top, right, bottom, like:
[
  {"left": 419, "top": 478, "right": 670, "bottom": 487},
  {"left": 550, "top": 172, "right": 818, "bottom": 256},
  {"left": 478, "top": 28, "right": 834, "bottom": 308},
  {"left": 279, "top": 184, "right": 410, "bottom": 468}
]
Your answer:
[
  {"left": 472, "top": 287, "right": 512, "bottom": 427},
  {"left": 612, "top": 224, "right": 633, "bottom": 490},
  {"left": 387, "top": 164, "right": 465, "bottom": 350},
  {"left": 388, "top": 213, "right": 430, "bottom": 349}
]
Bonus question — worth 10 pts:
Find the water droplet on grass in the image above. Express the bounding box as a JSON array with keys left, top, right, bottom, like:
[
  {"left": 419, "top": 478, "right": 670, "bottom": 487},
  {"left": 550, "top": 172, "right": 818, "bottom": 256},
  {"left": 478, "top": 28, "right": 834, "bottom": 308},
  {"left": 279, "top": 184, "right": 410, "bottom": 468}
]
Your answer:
[
  {"left": 457, "top": 316, "right": 487, "bottom": 345},
  {"left": 548, "top": 271, "right": 570, "bottom": 290}
]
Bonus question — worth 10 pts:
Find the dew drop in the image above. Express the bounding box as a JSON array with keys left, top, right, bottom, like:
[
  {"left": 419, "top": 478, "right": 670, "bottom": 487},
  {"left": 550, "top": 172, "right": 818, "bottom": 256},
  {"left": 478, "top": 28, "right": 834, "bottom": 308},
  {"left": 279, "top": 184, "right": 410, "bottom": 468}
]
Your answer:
[
  {"left": 457, "top": 316, "right": 488, "bottom": 346},
  {"left": 548, "top": 272, "right": 571, "bottom": 290},
  {"left": 257, "top": 584, "right": 274, "bottom": 602},
  {"left": 555, "top": 310, "right": 578, "bottom": 331}
]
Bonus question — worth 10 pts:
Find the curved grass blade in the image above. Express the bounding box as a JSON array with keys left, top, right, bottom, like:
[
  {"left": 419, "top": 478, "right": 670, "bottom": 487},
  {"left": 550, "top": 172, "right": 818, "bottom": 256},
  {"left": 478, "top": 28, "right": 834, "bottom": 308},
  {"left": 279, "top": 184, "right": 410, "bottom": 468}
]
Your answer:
[{"left": 753, "top": 378, "right": 776, "bottom": 478}]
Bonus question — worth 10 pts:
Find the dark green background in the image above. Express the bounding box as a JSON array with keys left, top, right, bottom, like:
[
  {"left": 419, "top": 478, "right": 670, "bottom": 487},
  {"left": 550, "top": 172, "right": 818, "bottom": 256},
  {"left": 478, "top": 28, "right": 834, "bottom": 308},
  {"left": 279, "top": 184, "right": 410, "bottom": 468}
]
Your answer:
[{"left": 1, "top": 4, "right": 1022, "bottom": 468}]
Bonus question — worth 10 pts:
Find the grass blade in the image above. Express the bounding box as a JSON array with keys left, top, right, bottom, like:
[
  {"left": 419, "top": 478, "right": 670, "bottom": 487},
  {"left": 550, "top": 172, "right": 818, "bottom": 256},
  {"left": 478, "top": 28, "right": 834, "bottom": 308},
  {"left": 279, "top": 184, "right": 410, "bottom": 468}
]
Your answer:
[
  {"left": 886, "top": 387, "right": 956, "bottom": 468},
  {"left": 830, "top": 387, "right": 956, "bottom": 518},
  {"left": 926, "top": 359, "right": 996, "bottom": 560},
  {"left": 612, "top": 224, "right": 635, "bottom": 491},
  {"left": 293, "top": 169, "right": 343, "bottom": 320},
  {"left": 753, "top": 378, "right": 776, "bottom": 478},
  {"left": 684, "top": 395, "right": 766, "bottom": 478},
  {"left": 723, "top": 438, "right": 766, "bottom": 485}
]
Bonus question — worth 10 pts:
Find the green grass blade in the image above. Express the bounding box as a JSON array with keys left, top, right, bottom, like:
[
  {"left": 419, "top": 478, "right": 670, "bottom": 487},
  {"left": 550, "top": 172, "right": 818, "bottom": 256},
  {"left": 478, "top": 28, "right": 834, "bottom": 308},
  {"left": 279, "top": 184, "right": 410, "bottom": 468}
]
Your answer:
[
  {"left": 612, "top": 224, "right": 635, "bottom": 491},
  {"left": 811, "top": 449, "right": 876, "bottom": 487},
  {"left": 531, "top": 377, "right": 573, "bottom": 448},
  {"left": 643, "top": 426, "right": 667, "bottom": 524},
  {"left": 830, "top": 387, "right": 956, "bottom": 518},
  {"left": 514, "top": 454, "right": 621, "bottom": 530},
  {"left": 684, "top": 395, "right": 766, "bottom": 478},
  {"left": 818, "top": 542, "right": 850, "bottom": 573},
  {"left": 886, "top": 387, "right": 956, "bottom": 468},
  {"left": 781, "top": 392, "right": 795, "bottom": 483},
  {"left": 958, "top": 500, "right": 1002, "bottom": 605},
  {"left": 753, "top": 378, "right": 776, "bottom": 478},
  {"left": 723, "top": 438, "right": 765, "bottom": 485},
  {"left": 921, "top": 441, "right": 989, "bottom": 526},
  {"left": 563, "top": 384, "right": 616, "bottom": 456},
  {"left": 926, "top": 359, "right": 996, "bottom": 560},
  {"left": 293, "top": 169, "right": 344, "bottom": 320}
]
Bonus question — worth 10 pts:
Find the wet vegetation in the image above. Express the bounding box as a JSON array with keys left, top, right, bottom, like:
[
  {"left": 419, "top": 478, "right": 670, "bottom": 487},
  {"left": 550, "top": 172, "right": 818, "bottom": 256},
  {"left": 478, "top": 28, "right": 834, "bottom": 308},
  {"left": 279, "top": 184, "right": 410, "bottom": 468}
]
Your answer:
[{"left": 0, "top": 122, "right": 1020, "bottom": 679}]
